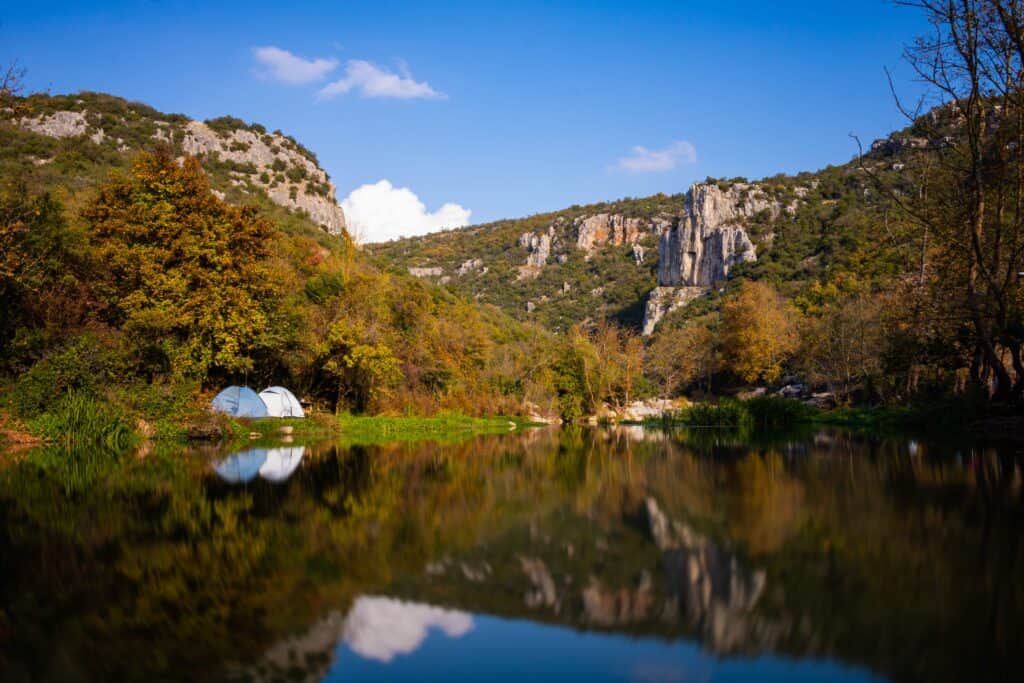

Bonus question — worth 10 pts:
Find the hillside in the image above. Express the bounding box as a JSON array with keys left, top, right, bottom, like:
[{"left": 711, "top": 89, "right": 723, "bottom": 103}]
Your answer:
[
  {"left": 0, "top": 92, "right": 559, "bottom": 427},
  {"left": 2, "top": 91, "right": 346, "bottom": 234},
  {"left": 368, "top": 144, "right": 913, "bottom": 336}
]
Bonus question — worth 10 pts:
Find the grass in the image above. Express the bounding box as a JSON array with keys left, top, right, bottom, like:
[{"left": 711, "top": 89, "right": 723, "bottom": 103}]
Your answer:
[
  {"left": 27, "top": 389, "right": 137, "bottom": 451},
  {"left": 333, "top": 412, "right": 524, "bottom": 446}
]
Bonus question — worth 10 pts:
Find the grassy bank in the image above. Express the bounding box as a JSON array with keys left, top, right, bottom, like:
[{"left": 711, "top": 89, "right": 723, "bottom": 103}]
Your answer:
[
  {"left": 643, "top": 396, "right": 990, "bottom": 435},
  {"left": 332, "top": 413, "right": 524, "bottom": 446}
]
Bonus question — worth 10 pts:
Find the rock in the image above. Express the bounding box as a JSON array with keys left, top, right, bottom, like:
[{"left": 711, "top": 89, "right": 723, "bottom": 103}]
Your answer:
[
  {"left": 186, "top": 422, "right": 223, "bottom": 441},
  {"left": 19, "top": 111, "right": 89, "bottom": 138},
  {"left": 18, "top": 108, "right": 348, "bottom": 235},
  {"left": 641, "top": 286, "right": 705, "bottom": 335},
  {"left": 457, "top": 258, "right": 484, "bottom": 276},
  {"left": 657, "top": 182, "right": 768, "bottom": 288},
  {"left": 805, "top": 392, "right": 836, "bottom": 409},
  {"left": 642, "top": 181, "right": 784, "bottom": 334},
  {"left": 408, "top": 266, "right": 443, "bottom": 278},
  {"left": 775, "top": 383, "right": 808, "bottom": 399},
  {"left": 180, "top": 121, "right": 347, "bottom": 234},
  {"left": 619, "top": 398, "right": 680, "bottom": 422},
  {"left": 526, "top": 301, "right": 536, "bottom": 313},
  {"left": 574, "top": 213, "right": 646, "bottom": 257},
  {"left": 519, "top": 228, "right": 554, "bottom": 268},
  {"left": 632, "top": 244, "right": 646, "bottom": 265}
]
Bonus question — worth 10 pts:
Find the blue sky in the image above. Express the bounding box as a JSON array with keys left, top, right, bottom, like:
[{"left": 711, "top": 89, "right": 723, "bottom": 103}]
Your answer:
[{"left": 4, "top": 1, "right": 932, "bottom": 241}]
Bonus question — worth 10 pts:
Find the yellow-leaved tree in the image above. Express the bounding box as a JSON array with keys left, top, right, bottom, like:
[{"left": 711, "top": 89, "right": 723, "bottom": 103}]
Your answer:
[
  {"left": 83, "top": 149, "right": 289, "bottom": 381},
  {"left": 720, "top": 280, "right": 798, "bottom": 384}
]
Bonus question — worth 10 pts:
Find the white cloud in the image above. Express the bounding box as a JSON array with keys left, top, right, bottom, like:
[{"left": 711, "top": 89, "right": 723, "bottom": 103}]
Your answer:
[
  {"left": 319, "top": 60, "right": 444, "bottom": 100},
  {"left": 253, "top": 46, "right": 338, "bottom": 84},
  {"left": 342, "top": 596, "right": 473, "bottom": 663},
  {"left": 613, "top": 140, "right": 697, "bottom": 173},
  {"left": 341, "top": 179, "right": 471, "bottom": 243}
]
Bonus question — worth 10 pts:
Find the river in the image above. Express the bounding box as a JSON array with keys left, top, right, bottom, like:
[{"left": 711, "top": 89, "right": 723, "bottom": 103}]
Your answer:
[{"left": 0, "top": 424, "right": 1020, "bottom": 682}]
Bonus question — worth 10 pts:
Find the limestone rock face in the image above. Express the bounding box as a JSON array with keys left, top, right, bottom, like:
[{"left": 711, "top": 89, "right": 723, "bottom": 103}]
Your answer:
[
  {"left": 19, "top": 111, "right": 89, "bottom": 138},
  {"left": 180, "top": 121, "right": 347, "bottom": 234},
  {"left": 574, "top": 213, "right": 672, "bottom": 258},
  {"left": 408, "top": 266, "right": 444, "bottom": 278},
  {"left": 642, "top": 182, "right": 783, "bottom": 334},
  {"left": 657, "top": 183, "right": 772, "bottom": 287},
  {"left": 641, "top": 286, "right": 705, "bottom": 335},
  {"left": 457, "top": 258, "right": 485, "bottom": 276},
  {"left": 519, "top": 228, "right": 555, "bottom": 271},
  {"left": 17, "top": 107, "right": 347, "bottom": 235}
]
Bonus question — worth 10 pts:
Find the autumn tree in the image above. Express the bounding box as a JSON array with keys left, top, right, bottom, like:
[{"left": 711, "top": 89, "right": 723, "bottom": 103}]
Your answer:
[
  {"left": 646, "top": 315, "right": 719, "bottom": 396},
  {"left": 0, "top": 181, "right": 90, "bottom": 370},
  {"left": 720, "top": 281, "right": 798, "bottom": 384},
  {"left": 83, "top": 149, "right": 289, "bottom": 381},
  {"left": 886, "top": 0, "right": 1024, "bottom": 400},
  {"left": 799, "top": 294, "right": 886, "bottom": 400}
]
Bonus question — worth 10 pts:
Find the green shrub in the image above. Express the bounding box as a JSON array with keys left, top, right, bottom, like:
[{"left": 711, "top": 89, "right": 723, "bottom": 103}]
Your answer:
[
  {"left": 29, "top": 389, "right": 136, "bottom": 450},
  {"left": 744, "top": 396, "right": 817, "bottom": 428},
  {"left": 12, "top": 333, "right": 127, "bottom": 417},
  {"left": 679, "top": 398, "right": 753, "bottom": 428}
]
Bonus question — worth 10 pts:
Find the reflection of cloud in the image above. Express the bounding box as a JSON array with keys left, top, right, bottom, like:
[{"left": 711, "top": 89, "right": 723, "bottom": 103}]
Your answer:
[{"left": 342, "top": 596, "right": 473, "bottom": 662}]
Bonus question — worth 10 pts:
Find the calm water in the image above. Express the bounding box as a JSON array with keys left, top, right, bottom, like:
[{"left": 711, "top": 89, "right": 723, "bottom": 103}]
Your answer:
[{"left": 0, "top": 425, "right": 1021, "bottom": 682}]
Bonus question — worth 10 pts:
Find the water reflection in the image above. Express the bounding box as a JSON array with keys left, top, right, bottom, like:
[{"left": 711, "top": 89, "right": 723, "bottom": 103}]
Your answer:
[
  {"left": 342, "top": 596, "right": 473, "bottom": 662},
  {"left": 212, "top": 445, "right": 305, "bottom": 484},
  {"left": 0, "top": 426, "right": 1021, "bottom": 682}
]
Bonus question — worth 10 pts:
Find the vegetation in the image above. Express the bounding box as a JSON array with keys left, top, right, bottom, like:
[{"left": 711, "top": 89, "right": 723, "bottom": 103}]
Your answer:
[{"left": 3, "top": 0, "right": 1024, "bottom": 440}]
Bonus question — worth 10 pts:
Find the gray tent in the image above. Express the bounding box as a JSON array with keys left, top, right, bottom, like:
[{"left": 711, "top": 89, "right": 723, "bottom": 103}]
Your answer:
[{"left": 211, "top": 386, "right": 268, "bottom": 418}]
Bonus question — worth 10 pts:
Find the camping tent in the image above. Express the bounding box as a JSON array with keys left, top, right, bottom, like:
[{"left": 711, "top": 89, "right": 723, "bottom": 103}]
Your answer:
[
  {"left": 259, "top": 386, "right": 305, "bottom": 418},
  {"left": 213, "top": 448, "right": 268, "bottom": 484},
  {"left": 211, "top": 385, "right": 268, "bottom": 418},
  {"left": 259, "top": 446, "right": 305, "bottom": 482}
]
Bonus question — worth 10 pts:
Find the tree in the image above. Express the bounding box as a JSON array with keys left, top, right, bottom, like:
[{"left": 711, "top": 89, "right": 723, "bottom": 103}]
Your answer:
[
  {"left": 646, "top": 315, "right": 719, "bottom": 396},
  {"left": 720, "top": 281, "right": 798, "bottom": 384},
  {"left": 886, "top": 0, "right": 1024, "bottom": 400},
  {"left": 800, "top": 294, "right": 886, "bottom": 400},
  {"left": 82, "top": 149, "right": 288, "bottom": 381},
  {"left": 0, "top": 181, "right": 90, "bottom": 370}
]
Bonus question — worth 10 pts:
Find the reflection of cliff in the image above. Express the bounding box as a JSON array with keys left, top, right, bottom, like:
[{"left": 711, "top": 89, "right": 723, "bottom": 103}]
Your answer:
[
  {"left": 645, "top": 497, "right": 778, "bottom": 653},
  {"left": 393, "top": 492, "right": 786, "bottom": 656}
]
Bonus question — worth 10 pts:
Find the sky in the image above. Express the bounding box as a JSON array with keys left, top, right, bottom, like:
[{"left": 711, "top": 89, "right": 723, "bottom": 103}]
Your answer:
[{"left": 3, "top": 1, "right": 933, "bottom": 242}]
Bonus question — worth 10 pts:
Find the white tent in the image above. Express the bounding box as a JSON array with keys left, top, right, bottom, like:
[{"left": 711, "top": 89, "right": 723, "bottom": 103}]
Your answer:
[{"left": 259, "top": 386, "right": 305, "bottom": 418}]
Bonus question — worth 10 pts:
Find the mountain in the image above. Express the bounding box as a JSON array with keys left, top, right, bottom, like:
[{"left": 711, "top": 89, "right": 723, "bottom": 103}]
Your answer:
[
  {"left": 3, "top": 91, "right": 346, "bottom": 234},
  {"left": 368, "top": 142, "right": 913, "bottom": 337}
]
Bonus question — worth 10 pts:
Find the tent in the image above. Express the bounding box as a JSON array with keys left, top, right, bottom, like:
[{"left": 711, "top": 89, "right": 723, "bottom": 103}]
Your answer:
[
  {"left": 213, "top": 448, "right": 268, "bottom": 484},
  {"left": 259, "top": 386, "right": 305, "bottom": 418},
  {"left": 259, "top": 446, "right": 306, "bottom": 482},
  {"left": 211, "top": 385, "right": 268, "bottom": 418}
]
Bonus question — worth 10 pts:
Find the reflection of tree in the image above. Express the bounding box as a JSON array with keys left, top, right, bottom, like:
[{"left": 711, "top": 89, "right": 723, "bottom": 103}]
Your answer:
[{"left": 0, "top": 427, "right": 1020, "bottom": 682}]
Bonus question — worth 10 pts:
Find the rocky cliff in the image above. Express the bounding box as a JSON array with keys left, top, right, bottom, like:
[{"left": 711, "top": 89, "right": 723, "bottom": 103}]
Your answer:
[
  {"left": 11, "top": 95, "right": 347, "bottom": 235},
  {"left": 642, "top": 182, "right": 786, "bottom": 334}
]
